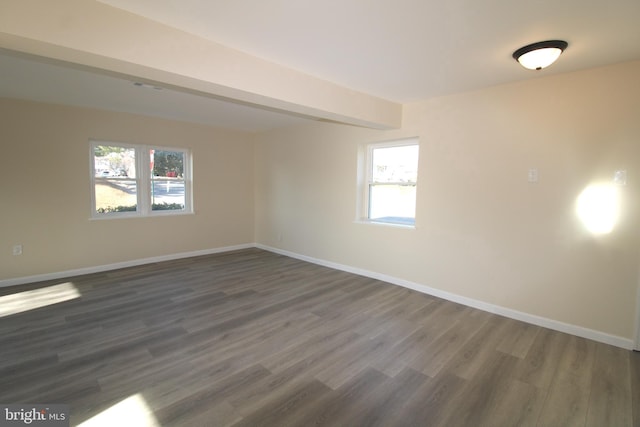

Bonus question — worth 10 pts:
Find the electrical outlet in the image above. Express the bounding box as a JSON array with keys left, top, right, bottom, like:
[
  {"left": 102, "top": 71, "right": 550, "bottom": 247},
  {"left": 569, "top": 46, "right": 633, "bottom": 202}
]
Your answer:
[
  {"left": 12, "top": 244, "right": 23, "bottom": 256},
  {"left": 528, "top": 168, "right": 539, "bottom": 183}
]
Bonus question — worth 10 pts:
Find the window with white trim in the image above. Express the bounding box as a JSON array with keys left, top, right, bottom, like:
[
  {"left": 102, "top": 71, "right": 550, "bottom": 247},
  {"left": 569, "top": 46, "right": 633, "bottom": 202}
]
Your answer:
[
  {"left": 90, "top": 141, "right": 192, "bottom": 218},
  {"left": 362, "top": 138, "right": 419, "bottom": 226}
]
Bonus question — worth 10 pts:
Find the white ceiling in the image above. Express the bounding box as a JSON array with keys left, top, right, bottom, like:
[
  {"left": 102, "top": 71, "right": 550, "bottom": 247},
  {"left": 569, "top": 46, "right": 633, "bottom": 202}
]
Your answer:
[
  {"left": 97, "top": 0, "right": 640, "bottom": 102},
  {"left": 2, "top": 0, "right": 639, "bottom": 131}
]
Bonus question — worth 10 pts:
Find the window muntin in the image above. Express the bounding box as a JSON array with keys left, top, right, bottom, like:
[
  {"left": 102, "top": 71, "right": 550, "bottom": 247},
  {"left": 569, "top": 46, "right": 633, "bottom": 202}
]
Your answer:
[
  {"left": 91, "top": 141, "right": 191, "bottom": 218},
  {"left": 365, "top": 140, "right": 419, "bottom": 226}
]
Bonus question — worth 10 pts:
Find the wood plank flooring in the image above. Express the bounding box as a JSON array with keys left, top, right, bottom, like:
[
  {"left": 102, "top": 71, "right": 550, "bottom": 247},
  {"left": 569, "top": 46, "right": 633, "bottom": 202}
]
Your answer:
[{"left": 1, "top": 248, "right": 638, "bottom": 426}]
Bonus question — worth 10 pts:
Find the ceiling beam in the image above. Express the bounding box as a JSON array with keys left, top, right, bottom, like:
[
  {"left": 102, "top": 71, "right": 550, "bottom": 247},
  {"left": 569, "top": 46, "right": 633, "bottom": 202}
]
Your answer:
[{"left": 0, "top": 0, "right": 402, "bottom": 129}]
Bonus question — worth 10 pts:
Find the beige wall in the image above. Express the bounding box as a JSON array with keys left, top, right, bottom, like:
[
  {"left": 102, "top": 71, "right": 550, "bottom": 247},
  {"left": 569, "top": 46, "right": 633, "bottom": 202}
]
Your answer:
[
  {"left": 1, "top": 98, "right": 254, "bottom": 280},
  {"left": 255, "top": 61, "right": 640, "bottom": 341}
]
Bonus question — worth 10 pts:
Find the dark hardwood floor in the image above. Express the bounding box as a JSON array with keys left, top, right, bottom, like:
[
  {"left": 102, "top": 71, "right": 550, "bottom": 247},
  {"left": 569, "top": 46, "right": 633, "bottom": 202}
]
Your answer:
[{"left": 1, "top": 248, "right": 638, "bottom": 426}]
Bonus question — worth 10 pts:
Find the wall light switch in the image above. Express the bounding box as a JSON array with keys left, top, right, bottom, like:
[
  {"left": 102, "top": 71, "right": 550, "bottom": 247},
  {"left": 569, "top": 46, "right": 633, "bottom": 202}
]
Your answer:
[
  {"left": 528, "top": 168, "right": 538, "bottom": 183},
  {"left": 613, "top": 170, "right": 627, "bottom": 186},
  {"left": 12, "top": 244, "right": 22, "bottom": 256}
]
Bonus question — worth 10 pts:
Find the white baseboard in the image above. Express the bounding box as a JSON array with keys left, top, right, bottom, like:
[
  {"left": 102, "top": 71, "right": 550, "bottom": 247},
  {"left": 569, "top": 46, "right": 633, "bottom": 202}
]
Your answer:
[
  {"left": 256, "top": 244, "right": 635, "bottom": 350},
  {"left": 0, "top": 243, "right": 254, "bottom": 288},
  {"left": 3, "top": 242, "right": 634, "bottom": 350}
]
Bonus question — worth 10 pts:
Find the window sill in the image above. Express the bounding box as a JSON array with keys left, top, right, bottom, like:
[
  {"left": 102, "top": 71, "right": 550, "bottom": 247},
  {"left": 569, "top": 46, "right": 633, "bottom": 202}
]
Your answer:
[
  {"left": 353, "top": 219, "right": 416, "bottom": 229},
  {"left": 89, "top": 211, "right": 195, "bottom": 220}
]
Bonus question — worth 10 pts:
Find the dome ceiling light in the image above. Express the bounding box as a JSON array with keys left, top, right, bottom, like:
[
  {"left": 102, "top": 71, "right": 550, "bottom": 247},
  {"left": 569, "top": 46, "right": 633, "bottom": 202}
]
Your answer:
[{"left": 513, "top": 40, "right": 568, "bottom": 70}]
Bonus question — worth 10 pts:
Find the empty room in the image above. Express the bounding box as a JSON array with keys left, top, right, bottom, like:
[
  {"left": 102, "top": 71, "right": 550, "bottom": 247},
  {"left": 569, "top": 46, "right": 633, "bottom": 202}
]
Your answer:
[{"left": 1, "top": 0, "right": 639, "bottom": 426}]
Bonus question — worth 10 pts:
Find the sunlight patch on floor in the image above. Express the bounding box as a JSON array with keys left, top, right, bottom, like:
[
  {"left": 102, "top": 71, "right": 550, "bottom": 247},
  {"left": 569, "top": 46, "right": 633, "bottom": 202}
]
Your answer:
[
  {"left": 0, "top": 282, "right": 81, "bottom": 318},
  {"left": 78, "top": 394, "right": 160, "bottom": 427}
]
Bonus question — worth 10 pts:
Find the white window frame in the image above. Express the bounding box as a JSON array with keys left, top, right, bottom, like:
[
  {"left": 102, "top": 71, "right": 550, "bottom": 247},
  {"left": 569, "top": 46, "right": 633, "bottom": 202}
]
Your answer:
[
  {"left": 89, "top": 140, "right": 193, "bottom": 219},
  {"left": 359, "top": 137, "right": 419, "bottom": 227}
]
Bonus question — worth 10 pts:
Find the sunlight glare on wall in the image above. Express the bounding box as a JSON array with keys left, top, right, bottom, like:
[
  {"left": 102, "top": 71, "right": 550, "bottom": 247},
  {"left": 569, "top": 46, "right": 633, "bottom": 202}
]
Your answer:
[
  {"left": 576, "top": 183, "right": 621, "bottom": 235},
  {"left": 0, "top": 282, "right": 81, "bottom": 318}
]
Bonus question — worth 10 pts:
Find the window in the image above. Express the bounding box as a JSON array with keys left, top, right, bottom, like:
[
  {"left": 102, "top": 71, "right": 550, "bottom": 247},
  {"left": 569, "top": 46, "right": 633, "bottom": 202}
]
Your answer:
[
  {"left": 361, "top": 138, "right": 419, "bottom": 226},
  {"left": 90, "top": 141, "right": 192, "bottom": 218}
]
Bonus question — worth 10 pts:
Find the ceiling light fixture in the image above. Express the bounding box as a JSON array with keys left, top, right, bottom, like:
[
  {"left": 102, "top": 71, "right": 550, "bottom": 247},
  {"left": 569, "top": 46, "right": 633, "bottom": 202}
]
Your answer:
[{"left": 512, "top": 40, "right": 568, "bottom": 70}]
